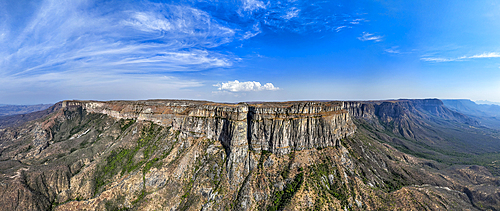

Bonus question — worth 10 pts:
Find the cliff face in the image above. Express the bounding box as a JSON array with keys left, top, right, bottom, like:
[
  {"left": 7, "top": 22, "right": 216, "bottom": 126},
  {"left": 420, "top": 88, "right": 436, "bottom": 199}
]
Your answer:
[
  {"left": 1, "top": 99, "right": 499, "bottom": 211},
  {"left": 62, "top": 100, "right": 356, "bottom": 187},
  {"left": 66, "top": 100, "right": 357, "bottom": 155}
]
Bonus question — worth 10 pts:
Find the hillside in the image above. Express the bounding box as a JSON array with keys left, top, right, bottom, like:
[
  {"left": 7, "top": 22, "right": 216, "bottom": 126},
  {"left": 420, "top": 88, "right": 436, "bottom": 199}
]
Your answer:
[
  {"left": 0, "top": 104, "right": 53, "bottom": 117},
  {"left": 0, "top": 99, "right": 499, "bottom": 210},
  {"left": 442, "top": 99, "right": 500, "bottom": 130}
]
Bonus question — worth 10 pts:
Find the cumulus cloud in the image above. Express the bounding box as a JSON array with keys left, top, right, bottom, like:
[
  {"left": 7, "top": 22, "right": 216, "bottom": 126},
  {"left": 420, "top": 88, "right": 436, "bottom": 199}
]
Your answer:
[
  {"left": 214, "top": 80, "right": 279, "bottom": 92},
  {"left": 421, "top": 52, "right": 500, "bottom": 62},
  {"left": 358, "top": 32, "right": 383, "bottom": 42}
]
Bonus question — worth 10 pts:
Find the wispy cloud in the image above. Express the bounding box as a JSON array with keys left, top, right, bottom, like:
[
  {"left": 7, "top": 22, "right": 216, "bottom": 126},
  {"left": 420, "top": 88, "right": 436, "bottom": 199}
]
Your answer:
[
  {"left": 421, "top": 52, "right": 500, "bottom": 62},
  {"left": 0, "top": 0, "right": 366, "bottom": 103},
  {"left": 1, "top": 1, "right": 237, "bottom": 74},
  {"left": 214, "top": 80, "right": 279, "bottom": 92},
  {"left": 0, "top": 0, "right": 366, "bottom": 78},
  {"left": 335, "top": 26, "right": 347, "bottom": 32},
  {"left": 385, "top": 46, "right": 400, "bottom": 54},
  {"left": 350, "top": 18, "right": 364, "bottom": 25},
  {"left": 0, "top": 69, "right": 204, "bottom": 104},
  {"left": 229, "top": 1, "right": 366, "bottom": 34},
  {"left": 358, "top": 32, "right": 383, "bottom": 42},
  {"left": 241, "top": 0, "right": 267, "bottom": 13},
  {"left": 242, "top": 23, "right": 262, "bottom": 40},
  {"left": 282, "top": 7, "right": 300, "bottom": 20},
  {"left": 385, "top": 49, "right": 400, "bottom": 54},
  {"left": 469, "top": 52, "right": 500, "bottom": 58}
]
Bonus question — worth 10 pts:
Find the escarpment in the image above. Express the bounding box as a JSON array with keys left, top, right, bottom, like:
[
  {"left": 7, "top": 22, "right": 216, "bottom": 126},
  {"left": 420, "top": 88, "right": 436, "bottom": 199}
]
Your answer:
[
  {"left": 60, "top": 100, "right": 358, "bottom": 190},
  {"left": 64, "top": 100, "right": 357, "bottom": 155}
]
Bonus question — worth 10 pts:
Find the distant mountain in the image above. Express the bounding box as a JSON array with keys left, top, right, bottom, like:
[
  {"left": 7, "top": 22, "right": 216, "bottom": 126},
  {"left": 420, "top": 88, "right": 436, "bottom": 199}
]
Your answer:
[
  {"left": 0, "top": 103, "right": 62, "bottom": 129},
  {"left": 442, "top": 99, "right": 500, "bottom": 129},
  {"left": 476, "top": 100, "right": 500, "bottom": 106},
  {"left": 0, "top": 104, "right": 53, "bottom": 116}
]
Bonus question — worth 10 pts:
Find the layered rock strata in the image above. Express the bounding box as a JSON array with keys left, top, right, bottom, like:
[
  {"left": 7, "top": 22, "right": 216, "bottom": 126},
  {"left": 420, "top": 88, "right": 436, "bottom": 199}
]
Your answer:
[
  {"left": 62, "top": 100, "right": 357, "bottom": 186},
  {"left": 63, "top": 100, "right": 357, "bottom": 155}
]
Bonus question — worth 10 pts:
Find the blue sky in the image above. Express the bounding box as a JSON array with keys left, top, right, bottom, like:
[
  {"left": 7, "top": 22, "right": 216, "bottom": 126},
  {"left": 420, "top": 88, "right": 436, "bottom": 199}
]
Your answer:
[{"left": 1, "top": 0, "right": 500, "bottom": 104}]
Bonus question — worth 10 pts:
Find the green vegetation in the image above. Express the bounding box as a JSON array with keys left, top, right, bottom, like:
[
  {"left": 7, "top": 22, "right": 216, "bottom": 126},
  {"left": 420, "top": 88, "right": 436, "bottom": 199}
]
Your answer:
[
  {"left": 356, "top": 117, "right": 500, "bottom": 175},
  {"left": 313, "top": 198, "right": 324, "bottom": 211},
  {"left": 105, "top": 194, "right": 127, "bottom": 211},
  {"left": 143, "top": 157, "right": 159, "bottom": 173},
  {"left": 95, "top": 122, "right": 165, "bottom": 195},
  {"left": 267, "top": 172, "right": 304, "bottom": 211},
  {"left": 381, "top": 169, "right": 409, "bottom": 192},
  {"left": 120, "top": 119, "right": 136, "bottom": 132},
  {"left": 131, "top": 189, "right": 146, "bottom": 205},
  {"left": 280, "top": 151, "right": 295, "bottom": 179},
  {"left": 181, "top": 179, "right": 194, "bottom": 199},
  {"left": 308, "top": 161, "right": 351, "bottom": 209}
]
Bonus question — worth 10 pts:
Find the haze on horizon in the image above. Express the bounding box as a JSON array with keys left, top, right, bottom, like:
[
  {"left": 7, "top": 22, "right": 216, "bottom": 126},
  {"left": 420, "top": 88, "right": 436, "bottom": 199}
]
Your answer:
[{"left": 1, "top": 0, "right": 500, "bottom": 105}]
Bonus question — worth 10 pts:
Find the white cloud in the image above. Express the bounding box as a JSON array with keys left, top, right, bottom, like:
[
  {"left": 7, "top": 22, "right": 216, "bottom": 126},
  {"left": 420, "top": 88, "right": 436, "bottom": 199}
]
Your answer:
[
  {"left": 358, "top": 32, "right": 383, "bottom": 42},
  {"left": 242, "top": 23, "right": 262, "bottom": 40},
  {"left": 385, "top": 49, "right": 400, "bottom": 54},
  {"left": 242, "top": 0, "right": 266, "bottom": 13},
  {"left": 335, "top": 26, "right": 347, "bottom": 32},
  {"left": 282, "top": 7, "right": 300, "bottom": 20},
  {"left": 0, "top": 69, "right": 204, "bottom": 104},
  {"left": 214, "top": 80, "right": 279, "bottom": 92},
  {"left": 122, "top": 6, "right": 235, "bottom": 44},
  {"left": 0, "top": 1, "right": 239, "bottom": 78},
  {"left": 421, "top": 52, "right": 500, "bottom": 62},
  {"left": 420, "top": 57, "right": 457, "bottom": 62},
  {"left": 350, "top": 19, "right": 364, "bottom": 25},
  {"left": 469, "top": 52, "right": 500, "bottom": 58},
  {"left": 235, "top": 1, "right": 364, "bottom": 34},
  {"left": 385, "top": 46, "right": 400, "bottom": 54},
  {"left": 124, "top": 12, "right": 174, "bottom": 32}
]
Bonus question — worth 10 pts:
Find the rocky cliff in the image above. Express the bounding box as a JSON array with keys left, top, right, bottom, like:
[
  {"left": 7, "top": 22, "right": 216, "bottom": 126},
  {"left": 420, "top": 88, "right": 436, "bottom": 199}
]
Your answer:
[
  {"left": 65, "top": 100, "right": 356, "bottom": 154},
  {"left": 1, "top": 99, "right": 499, "bottom": 210},
  {"left": 62, "top": 100, "right": 356, "bottom": 188}
]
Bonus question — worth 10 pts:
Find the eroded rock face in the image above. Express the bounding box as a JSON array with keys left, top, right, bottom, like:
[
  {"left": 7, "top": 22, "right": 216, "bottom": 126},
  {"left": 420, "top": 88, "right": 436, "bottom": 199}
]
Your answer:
[
  {"left": 64, "top": 100, "right": 357, "bottom": 154},
  {"left": 61, "top": 100, "right": 357, "bottom": 189},
  {"left": 248, "top": 102, "right": 356, "bottom": 154}
]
